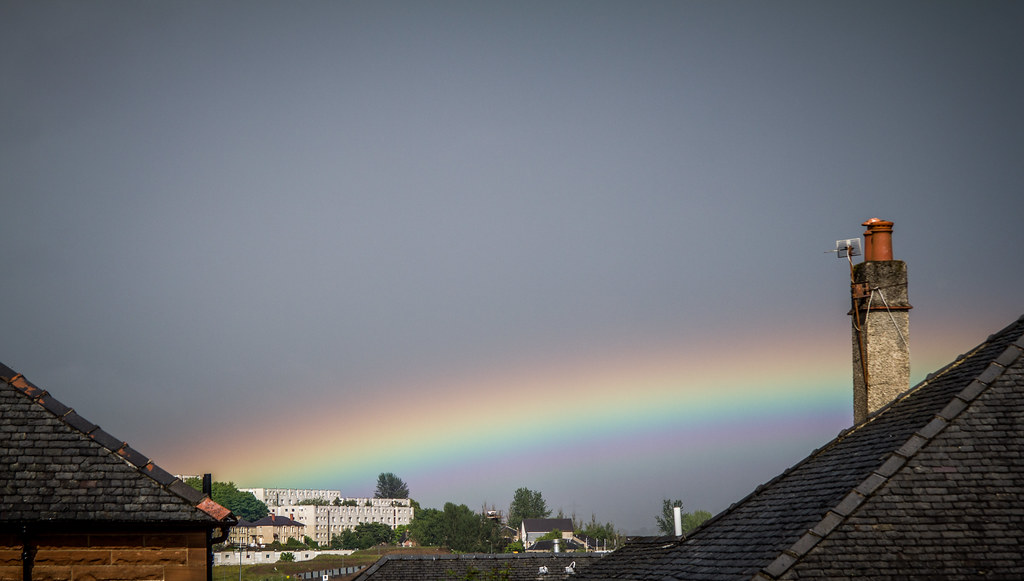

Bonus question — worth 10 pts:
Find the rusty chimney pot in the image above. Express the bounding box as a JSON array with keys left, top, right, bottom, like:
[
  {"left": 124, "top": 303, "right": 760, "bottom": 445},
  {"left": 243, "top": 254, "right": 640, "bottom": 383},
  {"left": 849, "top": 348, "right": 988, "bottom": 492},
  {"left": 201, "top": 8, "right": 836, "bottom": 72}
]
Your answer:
[{"left": 861, "top": 218, "right": 894, "bottom": 261}]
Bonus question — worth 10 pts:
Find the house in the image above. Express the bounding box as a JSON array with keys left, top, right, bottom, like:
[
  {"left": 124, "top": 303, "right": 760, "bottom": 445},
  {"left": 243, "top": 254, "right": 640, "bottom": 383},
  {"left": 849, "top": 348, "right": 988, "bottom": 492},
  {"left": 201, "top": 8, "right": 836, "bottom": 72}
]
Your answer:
[
  {"left": 227, "top": 514, "right": 306, "bottom": 547},
  {"left": 520, "top": 518, "right": 574, "bottom": 547},
  {"left": 577, "top": 220, "right": 1024, "bottom": 580},
  {"left": 249, "top": 514, "right": 306, "bottom": 545},
  {"left": 227, "top": 518, "right": 254, "bottom": 546},
  {"left": 0, "top": 362, "right": 236, "bottom": 581},
  {"left": 351, "top": 553, "right": 604, "bottom": 581}
]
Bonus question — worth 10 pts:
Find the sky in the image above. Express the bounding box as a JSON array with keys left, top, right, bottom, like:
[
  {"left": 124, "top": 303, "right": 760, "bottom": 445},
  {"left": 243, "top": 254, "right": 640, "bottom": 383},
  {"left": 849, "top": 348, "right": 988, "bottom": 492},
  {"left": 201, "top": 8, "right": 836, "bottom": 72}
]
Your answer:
[{"left": 2, "top": 1, "right": 1023, "bottom": 535}]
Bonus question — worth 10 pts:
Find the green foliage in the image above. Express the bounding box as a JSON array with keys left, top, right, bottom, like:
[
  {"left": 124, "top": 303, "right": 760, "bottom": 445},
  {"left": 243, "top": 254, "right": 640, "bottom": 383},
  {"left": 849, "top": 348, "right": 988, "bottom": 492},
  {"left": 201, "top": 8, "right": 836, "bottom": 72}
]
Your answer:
[
  {"left": 394, "top": 524, "right": 410, "bottom": 542},
  {"left": 503, "top": 540, "right": 525, "bottom": 553},
  {"left": 279, "top": 552, "right": 295, "bottom": 563},
  {"left": 655, "top": 499, "right": 712, "bottom": 535},
  {"left": 303, "top": 535, "right": 319, "bottom": 549},
  {"left": 409, "top": 503, "right": 501, "bottom": 552},
  {"left": 537, "top": 529, "right": 563, "bottom": 541},
  {"left": 334, "top": 529, "right": 358, "bottom": 550},
  {"left": 296, "top": 498, "right": 329, "bottom": 506},
  {"left": 579, "top": 515, "right": 621, "bottom": 548},
  {"left": 375, "top": 472, "right": 410, "bottom": 498},
  {"left": 184, "top": 478, "right": 269, "bottom": 522},
  {"left": 335, "top": 522, "right": 395, "bottom": 550},
  {"left": 340, "top": 499, "right": 358, "bottom": 506},
  {"left": 409, "top": 507, "right": 445, "bottom": 547},
  {"left": 358, "top": 522, "right": 396, "bottom": 547},
  {"left": 507, "top": 487, "right": 550, "bottom": 531},
  {"left": 283, "top": 537, "right": 306, "bottom": 549},
  {"left": 681, "top": 509, "right": 713, "bottom": 532}
]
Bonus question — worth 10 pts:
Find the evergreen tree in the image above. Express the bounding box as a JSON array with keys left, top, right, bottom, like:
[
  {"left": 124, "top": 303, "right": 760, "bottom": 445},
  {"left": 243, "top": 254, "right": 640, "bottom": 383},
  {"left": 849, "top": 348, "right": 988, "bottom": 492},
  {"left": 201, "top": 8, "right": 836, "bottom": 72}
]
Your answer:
[{"left": 374, "top": 472, "right": 410, "bottom": 498}]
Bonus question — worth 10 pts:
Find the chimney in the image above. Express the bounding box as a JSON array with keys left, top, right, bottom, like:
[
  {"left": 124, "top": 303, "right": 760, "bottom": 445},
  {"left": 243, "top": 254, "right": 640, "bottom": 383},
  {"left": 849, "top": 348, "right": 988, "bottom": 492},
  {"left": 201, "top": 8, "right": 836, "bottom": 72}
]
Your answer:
[{"left": 850, "top": 218, "right": 910, "bottom": 424}]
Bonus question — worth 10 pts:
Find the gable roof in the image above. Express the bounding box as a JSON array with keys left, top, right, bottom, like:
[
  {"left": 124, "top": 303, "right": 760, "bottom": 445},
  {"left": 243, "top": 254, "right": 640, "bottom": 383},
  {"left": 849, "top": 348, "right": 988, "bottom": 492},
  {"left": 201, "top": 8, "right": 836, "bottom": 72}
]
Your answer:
[
  {"left": 1, "top": 362, "right": 235, "bottom": 528},
  {"left": 578, "top": 314, "right": 1024, "bottom": 580},
  {"left": 521, "top": 518, "right": 573, "bottom": 532},
  {"left": 352, "top": 553, "right": 603, "bottom": 581}
]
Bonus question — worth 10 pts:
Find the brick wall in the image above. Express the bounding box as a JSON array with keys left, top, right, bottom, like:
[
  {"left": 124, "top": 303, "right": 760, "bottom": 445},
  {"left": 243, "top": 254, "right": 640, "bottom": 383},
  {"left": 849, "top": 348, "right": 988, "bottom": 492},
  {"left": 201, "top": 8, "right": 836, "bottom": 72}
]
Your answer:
[{"left": 0, "top": 529, "right": 209, "bottom": 581}]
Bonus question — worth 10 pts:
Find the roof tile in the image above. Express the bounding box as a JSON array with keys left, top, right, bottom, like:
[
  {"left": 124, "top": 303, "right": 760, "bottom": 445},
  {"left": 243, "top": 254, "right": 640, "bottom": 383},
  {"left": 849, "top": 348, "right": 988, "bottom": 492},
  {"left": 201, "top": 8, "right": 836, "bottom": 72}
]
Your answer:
[
  {"left": 915, "top": 417, "right": 947, "bottom": 439},
  {"left": 994, "top": 344, "right": 1022, "bottom": 367}
]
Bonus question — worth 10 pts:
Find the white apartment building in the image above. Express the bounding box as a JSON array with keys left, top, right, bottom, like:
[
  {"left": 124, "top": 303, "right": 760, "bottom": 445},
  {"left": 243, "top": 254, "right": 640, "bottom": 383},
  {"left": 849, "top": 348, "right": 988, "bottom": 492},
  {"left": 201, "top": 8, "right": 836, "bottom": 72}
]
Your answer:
[
  {"left": 273, "top": 499, "right": 414, "bottom": 547},
  {"left": 241, "top": 487, "right": 343, "bottom": 507}
]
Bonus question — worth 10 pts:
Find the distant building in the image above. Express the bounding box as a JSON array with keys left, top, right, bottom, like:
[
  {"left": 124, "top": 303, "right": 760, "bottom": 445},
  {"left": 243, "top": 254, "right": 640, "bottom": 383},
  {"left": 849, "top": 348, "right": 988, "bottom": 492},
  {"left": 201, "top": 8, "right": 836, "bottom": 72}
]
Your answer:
[
  {"left": 228, "top": 515, "right": 306, "bottom": 546},
  {"left": 274, "top": 499, "right": 414, "bottom": 546},
  {"left": 520, "top": 518, "right": 574, "bottom": 547},
  {"left": 242, "top": 487, "right": 343, "bottom": 507}
]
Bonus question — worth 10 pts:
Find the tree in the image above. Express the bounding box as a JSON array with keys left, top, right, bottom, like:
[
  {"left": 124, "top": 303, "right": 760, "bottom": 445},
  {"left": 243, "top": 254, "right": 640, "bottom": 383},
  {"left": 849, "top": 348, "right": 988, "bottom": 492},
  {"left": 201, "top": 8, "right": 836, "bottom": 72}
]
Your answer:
[
  {"left": 409, "top": 507, "right": 445, "bottom": 547},
  {"left": 538, "top": 529, "right": 563, "bottom": 541},
  {"left": 184, "top": 478, "right": 268, "bottom": 522},
  {"left": 409, "top": 503, "right": 502, "bottom": 552},
  {"left": 681, "top": 509, "right": 713, "bottom": 532},
  {"left": 279, "top": 552, "right": 295, "bottom": 563},
  {"left": 375, "top": 472, "right": 410, "bottom": 498},
  {"left": 355, "top": 522, "right": 394, "bottom": 548},
  {"left": 507, "top": 487, "right": 550, "bottom": 531},
  {"left": 656, "top": 499, "right": 683, "bottom": 535},
  {"left": 335, "top": 529, "right": 359, "bottom": 550},
  {"left": 579, "top": 514, "right": 621, "bottom": 549},
  {"left": 334, "top": 523, "right": 393, "bottom": 550},
  {"left": 655, "top": 499, "right": 712, "bottom": 535}
]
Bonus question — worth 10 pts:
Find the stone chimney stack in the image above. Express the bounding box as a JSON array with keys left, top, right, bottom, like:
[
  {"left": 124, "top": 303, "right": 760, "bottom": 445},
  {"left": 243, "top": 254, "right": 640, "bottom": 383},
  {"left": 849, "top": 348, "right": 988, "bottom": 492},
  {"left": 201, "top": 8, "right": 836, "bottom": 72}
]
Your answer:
[{"left": 851, "top": 218, "right": 911, "bottom": 424}]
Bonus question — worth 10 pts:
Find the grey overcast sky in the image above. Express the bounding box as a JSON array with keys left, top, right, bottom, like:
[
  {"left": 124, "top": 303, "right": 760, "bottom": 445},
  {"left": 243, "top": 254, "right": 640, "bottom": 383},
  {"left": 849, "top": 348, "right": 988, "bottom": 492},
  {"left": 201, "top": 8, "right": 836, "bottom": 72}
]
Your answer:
[{"left": 2, "top": 1, "right": 1023, "bottom": 534}]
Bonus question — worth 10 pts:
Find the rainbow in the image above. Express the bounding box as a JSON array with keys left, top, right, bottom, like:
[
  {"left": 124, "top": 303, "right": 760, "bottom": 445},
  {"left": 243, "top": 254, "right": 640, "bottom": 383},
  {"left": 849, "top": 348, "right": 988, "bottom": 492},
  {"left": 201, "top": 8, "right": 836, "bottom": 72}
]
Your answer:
[{"left": 159, "top": 315, "right": 985, "bottom": 527}]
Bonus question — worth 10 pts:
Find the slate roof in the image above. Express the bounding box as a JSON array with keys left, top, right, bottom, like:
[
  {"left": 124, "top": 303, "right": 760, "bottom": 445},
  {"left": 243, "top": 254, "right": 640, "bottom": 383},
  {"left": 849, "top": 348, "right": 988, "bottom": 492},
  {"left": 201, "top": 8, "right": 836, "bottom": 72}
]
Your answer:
[
  {"left": 250, "top": 514, "right": 304, "bottom": 527},
  {"left": 577, "top": 314, "right": 1024, "bottom": 580},
  {"left": 351, "top": 553, "right": 603, "bottom": 581},
  {"left": 1, "top": 361, "right": 235, "bottom": 527}
]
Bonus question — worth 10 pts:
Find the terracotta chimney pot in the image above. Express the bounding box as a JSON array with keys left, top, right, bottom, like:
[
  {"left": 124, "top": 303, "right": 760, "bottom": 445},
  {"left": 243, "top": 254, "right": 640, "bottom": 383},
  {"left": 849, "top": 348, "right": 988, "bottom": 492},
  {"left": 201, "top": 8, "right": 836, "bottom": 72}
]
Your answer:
[{"left": 861, "top": 218, "right": 894, "bottom": 261}]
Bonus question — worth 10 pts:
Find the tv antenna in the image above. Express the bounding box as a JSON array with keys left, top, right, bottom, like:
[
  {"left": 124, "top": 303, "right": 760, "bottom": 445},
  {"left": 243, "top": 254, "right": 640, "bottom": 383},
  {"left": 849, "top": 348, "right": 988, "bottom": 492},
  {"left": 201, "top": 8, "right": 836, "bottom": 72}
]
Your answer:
[{"left": 827, "top": 237, "right": 863, "bottom": 287}]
